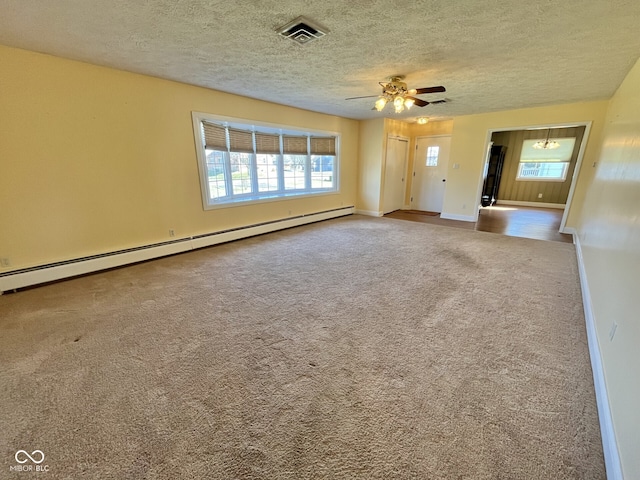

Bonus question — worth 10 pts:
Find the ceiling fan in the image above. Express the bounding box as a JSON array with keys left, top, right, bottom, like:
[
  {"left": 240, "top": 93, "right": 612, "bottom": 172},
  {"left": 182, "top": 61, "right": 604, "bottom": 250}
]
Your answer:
[{"left": 346, "top": 75, "right": 446, "bottom": 113}]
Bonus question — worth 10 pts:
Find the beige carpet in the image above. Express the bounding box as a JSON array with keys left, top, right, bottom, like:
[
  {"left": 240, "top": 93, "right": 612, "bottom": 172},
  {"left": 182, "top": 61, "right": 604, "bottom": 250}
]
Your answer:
[{"left": 0, "top": 215, "right": 604, "bottom": 479}]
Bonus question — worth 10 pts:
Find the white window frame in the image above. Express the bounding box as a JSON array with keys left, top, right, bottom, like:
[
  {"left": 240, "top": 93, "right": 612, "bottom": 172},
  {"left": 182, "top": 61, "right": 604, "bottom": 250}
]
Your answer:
[
  {"left": 516, "top": 137, "right": 575, "bottom": 182},
  {"left": 516, "top": 162, "right": 570, "bottom": 182},
  {"left": 192, "top": 112, "right": 339, "bottom": 210}
]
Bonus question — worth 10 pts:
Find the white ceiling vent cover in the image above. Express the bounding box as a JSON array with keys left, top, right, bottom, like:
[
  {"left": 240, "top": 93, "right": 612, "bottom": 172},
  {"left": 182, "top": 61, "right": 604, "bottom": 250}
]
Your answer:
[{"left": 277, "top": 16, "right": 328, "bottom": 45}]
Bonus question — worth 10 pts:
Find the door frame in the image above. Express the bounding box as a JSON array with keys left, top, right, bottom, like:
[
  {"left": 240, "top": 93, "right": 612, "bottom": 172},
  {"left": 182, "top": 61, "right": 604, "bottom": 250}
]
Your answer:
[
  {"left": 381, "top": 134, "right": 410, "bottom": 214},
  {"left": 475, "top": 122, "right": 593, "bottom": 233},
  {"left": 411, "top": 134, "right": 452, "bottom": 212}
]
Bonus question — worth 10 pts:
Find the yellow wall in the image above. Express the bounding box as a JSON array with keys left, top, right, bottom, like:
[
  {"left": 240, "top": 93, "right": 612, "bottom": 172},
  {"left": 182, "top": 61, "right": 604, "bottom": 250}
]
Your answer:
[
  {"left": 357, "top": 118, "right": 385, "bottom": 214},
  {"left": 0, "top": 45, "right": 359, "bottom": 272},
  {"left": 409, "top": 119, "right": 454, "bottom": 138},
  {"left": 383, "top": 118, "right": 411, "bottom": 138},
  {"left": 577, "top": 57, "right": 640, "bottom": 478},
  {"left": 356, "top": 118, "right": 413, "bottom": 215},
  {"left": 444, "top": 101, "right": 609, "bottom": 224}
]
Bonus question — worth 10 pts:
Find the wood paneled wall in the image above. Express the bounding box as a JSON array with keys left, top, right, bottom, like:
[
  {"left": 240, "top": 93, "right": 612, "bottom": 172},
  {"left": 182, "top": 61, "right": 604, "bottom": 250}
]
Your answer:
[{"left": 492, "top": 126, "right": 585, "bottom": 204}]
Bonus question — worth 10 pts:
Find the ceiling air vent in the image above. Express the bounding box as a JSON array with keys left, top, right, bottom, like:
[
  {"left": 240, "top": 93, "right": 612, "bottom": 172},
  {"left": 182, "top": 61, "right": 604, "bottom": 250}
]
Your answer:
[{"left": 277, "top": 16, "right": 328, "bottom": 45}]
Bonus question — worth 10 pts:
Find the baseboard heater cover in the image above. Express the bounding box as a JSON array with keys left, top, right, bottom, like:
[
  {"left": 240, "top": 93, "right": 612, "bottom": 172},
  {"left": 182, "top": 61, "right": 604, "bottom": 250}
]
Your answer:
[{"left": 0, "top": 207, "right": 354, "bottom": 293}]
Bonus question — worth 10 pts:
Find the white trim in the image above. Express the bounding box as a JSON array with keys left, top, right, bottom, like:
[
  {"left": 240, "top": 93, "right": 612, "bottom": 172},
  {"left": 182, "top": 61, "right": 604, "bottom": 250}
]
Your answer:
[
  {"left": 560, "top": 122, "right": 592, "bottom": 232},
  {"left": 562, "top": 226, "right": 577, "bottom": 237},
  {"left": 574, "top": 236, "right": 623, "bottom": 480},
  {"left": 354, "top": 209, "right": 383, "bottom": 217},
  {"left": 0, "top": 208, "right": 354, "bottom": 293},
  {"left": 440, "top": 212, "right": 476, "bottom": 222},
  {"left": 495, "top": 200, "right": 566, "bottom": 209}
]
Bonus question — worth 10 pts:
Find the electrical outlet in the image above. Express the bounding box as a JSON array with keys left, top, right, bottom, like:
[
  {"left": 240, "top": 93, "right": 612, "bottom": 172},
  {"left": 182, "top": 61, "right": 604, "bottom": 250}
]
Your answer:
[
  {"left": 538, "top": 193, "right": 543, "bottom": 199},
  {"left": 0, "top": 258, "right": 10, "bottom": 268},
  {"left": 169, "top": 229, "right": 175, "bottom": 237}
]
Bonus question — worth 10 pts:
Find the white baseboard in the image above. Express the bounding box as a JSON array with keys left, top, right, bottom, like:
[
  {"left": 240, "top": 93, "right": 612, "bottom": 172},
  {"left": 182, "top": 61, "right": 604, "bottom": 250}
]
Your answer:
[
  {"left": 562, "top": 226, "right": 577, "bottom": 237},
  {"left": 354, "top": 209, "right": 383, "bottom": 217},
  {"left": 574, "top": 236, "right": 623, "bottom": 480},
  {"left": 496, "top": 200, "right": 566, "bottom": 209},
  {"left": 440, "top": 212, "right": 477, "bottom": 222},
  {"left": 0, "top": 207, "right": 354, "bottom": 293}
]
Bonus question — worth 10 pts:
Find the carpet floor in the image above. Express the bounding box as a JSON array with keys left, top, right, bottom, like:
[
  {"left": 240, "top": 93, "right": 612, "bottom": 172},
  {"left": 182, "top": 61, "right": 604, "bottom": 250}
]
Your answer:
[{"left": 0, "top": 215, "right": 605, "bottom": 479}]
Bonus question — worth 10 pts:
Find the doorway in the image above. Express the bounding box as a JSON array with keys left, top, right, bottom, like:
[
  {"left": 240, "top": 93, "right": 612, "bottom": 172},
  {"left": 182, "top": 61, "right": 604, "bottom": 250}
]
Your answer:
[
  {"left": 411, "top": 136, "right": 451, "bottom": 213},
  {"left": 478, "top": 123, "right": 591, "bottom": 233},
  {"left": 382, "top": 136, "right": 409, "bottom": 214}
]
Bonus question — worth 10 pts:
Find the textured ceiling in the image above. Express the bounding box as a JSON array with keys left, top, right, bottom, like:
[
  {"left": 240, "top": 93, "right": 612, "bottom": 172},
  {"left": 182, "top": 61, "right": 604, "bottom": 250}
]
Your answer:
[{"left": 1, "top": 0, "right": 640, "bottom": 121}]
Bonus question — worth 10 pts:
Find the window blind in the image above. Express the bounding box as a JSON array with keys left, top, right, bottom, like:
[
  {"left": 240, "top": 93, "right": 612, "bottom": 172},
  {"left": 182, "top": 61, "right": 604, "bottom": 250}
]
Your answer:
[
  {"left": 283, "top": 136, "right": 308, "bottom": 154},
  {"left": 255, "top": 133, "right": 281, "bottom": 154},
  {"left": 228, "top": 128, "right": 254, "bottom": 153},
  {"left": 520, "top": 138, "right": 576, "bottom": 163},
  {"left": 310, "top": 136, "right": 336, "bottom": 155},
  {"left": 202, "top": 122, "right": 227, "bottom": 150}
]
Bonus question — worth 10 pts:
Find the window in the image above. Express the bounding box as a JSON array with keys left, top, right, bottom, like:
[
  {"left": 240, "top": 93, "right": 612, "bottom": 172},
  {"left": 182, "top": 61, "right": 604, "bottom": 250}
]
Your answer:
[
  {"left": 516, "top": 137, "right": 576, "bottom": 181},
  {"left": 193, "top": 113, "right": 338, "bottom": 208},
  {"left": 426, "top": 146, "right": 439, "bottom": 166},
  {"left": 517, "top": 162, "right": 569, "bottom": 181}
]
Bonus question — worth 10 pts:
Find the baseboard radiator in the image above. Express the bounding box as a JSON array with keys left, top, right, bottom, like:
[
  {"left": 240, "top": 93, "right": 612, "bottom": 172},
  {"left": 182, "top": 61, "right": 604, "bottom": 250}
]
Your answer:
[{"left": 0, "top": 207, "right": 354, "bottom": 293}]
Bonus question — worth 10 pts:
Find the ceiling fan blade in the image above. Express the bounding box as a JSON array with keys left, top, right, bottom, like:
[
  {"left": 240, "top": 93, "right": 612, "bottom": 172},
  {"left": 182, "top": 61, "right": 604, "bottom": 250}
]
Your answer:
[
  {"left": 413, "top": 86, "right": 446, "bottom": 95},
  {"left": 345, "top": 95, "right": 380, "bottom": 100},
  {"left": 406, "top": 96, "right": 429, "bottom": 107}
]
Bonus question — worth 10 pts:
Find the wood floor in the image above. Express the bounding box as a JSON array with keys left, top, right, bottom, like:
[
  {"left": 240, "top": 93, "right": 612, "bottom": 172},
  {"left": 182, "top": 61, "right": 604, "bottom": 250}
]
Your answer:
[{"left": 385, "top": 205, "right": 574, "bottom": 243}]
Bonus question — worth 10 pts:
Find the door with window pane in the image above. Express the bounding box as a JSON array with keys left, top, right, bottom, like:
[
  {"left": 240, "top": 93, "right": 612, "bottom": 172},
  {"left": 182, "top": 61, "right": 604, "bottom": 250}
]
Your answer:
[{"left": 412, "top": 136, "right": 451, "bottom": 213}]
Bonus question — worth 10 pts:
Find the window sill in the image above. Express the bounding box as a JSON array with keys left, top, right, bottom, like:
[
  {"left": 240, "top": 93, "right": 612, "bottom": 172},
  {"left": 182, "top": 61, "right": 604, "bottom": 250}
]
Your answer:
[{"left": 203, "top": 189, "right": 340, "bottom": 210}]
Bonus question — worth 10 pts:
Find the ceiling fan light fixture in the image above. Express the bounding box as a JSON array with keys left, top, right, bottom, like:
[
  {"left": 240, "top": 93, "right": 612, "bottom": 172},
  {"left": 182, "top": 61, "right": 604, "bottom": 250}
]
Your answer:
[
  {"left": 374, "top": 97, "right": 388, "bottom": 111},
  {"left": 355, "top": 76, "right": 446, "bottom": 114},
  {"left": 393, "top": 96, "right": 406, "bottom": 112}
]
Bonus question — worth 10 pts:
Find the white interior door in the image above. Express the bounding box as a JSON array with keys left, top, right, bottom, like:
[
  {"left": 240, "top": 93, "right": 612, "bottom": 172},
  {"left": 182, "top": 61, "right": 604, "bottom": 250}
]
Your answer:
[
  {"left": 412, "top": 136, "right": 451, "bottom": 213},
  {"left": 382, "top": 137, "right": 409, "bottom": 214}
]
